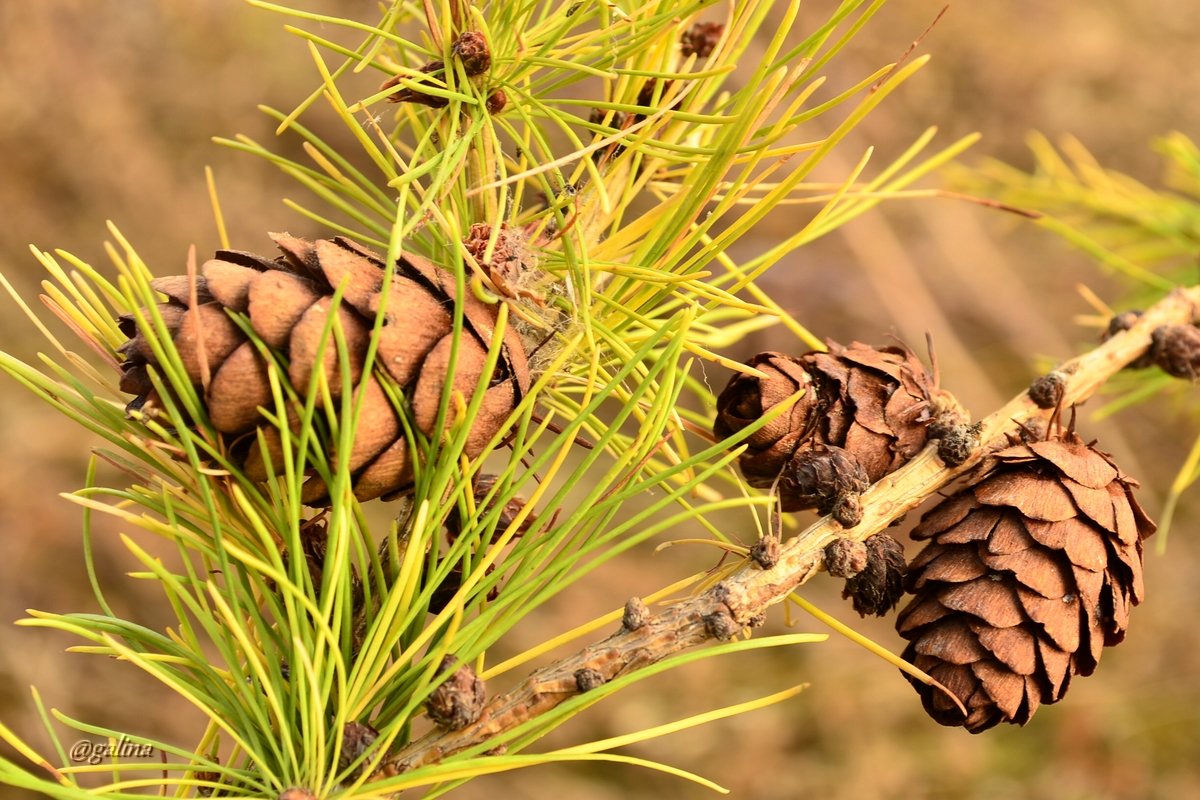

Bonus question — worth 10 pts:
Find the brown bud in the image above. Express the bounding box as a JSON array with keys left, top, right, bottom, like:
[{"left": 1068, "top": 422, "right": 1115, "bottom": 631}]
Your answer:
[
  {"left": 1028, "top": 371, "right": 1066, "bottom": 409},
  {"left": 704, "top": 606, "right": 740, "bottom": 640},
  {"left": 842, "top": 534, "right": 906, "bottom": 617},
  {"left": 575, "top": 668, "right": 605, "bottom": 692},
  {"left": 452, "top": 31, "right": 491, "bottom": 76},
  {"left": 381, "top": 61, "right": 449, "bottom": 108},
  {"left": 622, "top": 596, "right": 650, "bottom": 630},
  {"left": 485, "top": 90, "right": 507, "bottom": 114},
  {"left": 1105, "top": 309, "right": 1142, "bottom": 337},
  {"left": 462, "top": 223, "right": 541, "bottom": 305},
  {"left": 779, "top": 444, "right": 870, "bottom": 523},
  {"left": 636, "top": 78, "right": 672, "bottom": 109},
  {"left": 588, "top": 107, "right": 630, "bottom": 137},
  {"left": 279, "top": 790, "right": 317, "bottom": 800},
  {"left": 1105, "top": 310, "right": 1155, "bottom": 369},
  {"left": 1151, "top": 324, "right": 1200, "bottom": 379},
  {"left": 824, "top": 537, "right": 869, "bottom": 578},
  {"left": 427, "top": 657, "right": 486, "bottom": 729},
  {"left": 279, "top": 517, "right": 363, "bottom": 612},
  {"left": 680, "top": 21, "right": 724, "bottom": 58},
  {"left": 832, "top": 493, "right": 864, "bottom": 528},
  {"left": 750, "top": 536, "right": 780, "bottom": 569},
  {"left": 445, "top": 472, "right": 529, "bottom": 543},
  {"left": 935, "top": 421, "right": 982, "bottom": 467},
  {"left": 195, "top": 770, "right": 226, "bottom": 798},
  {"left": 338, "top": 721, "right": 379, "bottom": 778},
  {"left": 426, "top": 561, "right": 499, "bottom": 614},
  {"left": 588, "top": 96, "right": 645, "bottom": 167}
]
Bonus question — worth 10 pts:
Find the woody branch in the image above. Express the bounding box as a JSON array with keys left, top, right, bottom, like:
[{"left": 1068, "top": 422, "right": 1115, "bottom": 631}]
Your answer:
[{"left": 375, "top": 285, "right": 1200, "bottom": 778}]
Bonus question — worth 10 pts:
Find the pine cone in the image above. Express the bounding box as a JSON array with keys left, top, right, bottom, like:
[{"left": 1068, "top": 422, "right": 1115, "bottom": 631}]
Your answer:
[
  {"left": 896, "top": 429, "right": 1155, "bottom": 732},
  {"left": 117, "top": 234, "right": 530, "bottom": 503},
  {"left": 714, "top": 341, "right": 956, "bottom": 514},
  {"left": 842, "top": 533, "right": 906, "bottom": 617}
]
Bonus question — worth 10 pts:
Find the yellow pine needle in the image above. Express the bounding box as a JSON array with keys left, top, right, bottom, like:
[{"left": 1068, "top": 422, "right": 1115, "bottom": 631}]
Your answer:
[
  {"left": 205, "top": 166, "right": 230, "bottom": 250},
  {"left": 0, "top": 720, "right": 69, "bottom": 785},
  {"left": 381, "top": 752, "right": 729, "bottom": 794},
  {"left": 1157, "top": 429, "right": 1200, "bottom": 552},
  {"left": 203, "top": 588, "right": 292, "bottom": 735},
  {"left": 555, "top": 683, "right": 812, "bottom": 757},
  {"left": 1075, "top": 282, "right": 1116, "bottom": 318},
  {"left": 788, "top": 594, "right": 968, "bottom": 717},
  {"left": 38, "top": 303, "right": 119, "bottom": 381},
  {"left": 655, "top": 538, "right": 747, "bottom": 555},
  {"left": 92, "top": 631, "right": 265, "bottom": 774},
  {"left": 0, "top": 266, "right": 73, "bottom": 359},
  {"left": 679, "top": 341, "right": 764, "bottom": 376}
]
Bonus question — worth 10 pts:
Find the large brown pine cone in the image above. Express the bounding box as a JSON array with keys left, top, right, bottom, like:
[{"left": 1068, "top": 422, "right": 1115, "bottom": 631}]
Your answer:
[
  {"left": 117, "top": 234, "right": 530, "bottom": 503},
  {"left": 713, "top": 341, "right": 956, "bottom": 515},
  {"left": 896, "top": 430, "right": 1155, "bottom": 732}
]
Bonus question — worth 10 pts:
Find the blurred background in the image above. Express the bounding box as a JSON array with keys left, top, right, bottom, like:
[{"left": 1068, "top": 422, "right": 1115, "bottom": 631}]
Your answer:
[{"left": 3, "top": 1, "right": 1200, "bottom": 798}]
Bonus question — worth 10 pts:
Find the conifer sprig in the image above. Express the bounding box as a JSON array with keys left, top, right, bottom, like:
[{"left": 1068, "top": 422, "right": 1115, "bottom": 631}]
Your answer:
[{"left": 0, "top": 0, "right": 983, "bottom": 795}]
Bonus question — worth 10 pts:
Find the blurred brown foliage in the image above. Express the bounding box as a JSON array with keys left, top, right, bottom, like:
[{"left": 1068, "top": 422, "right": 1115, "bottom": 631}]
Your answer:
[{"left": 3, "top": 1, "right": 1200, "bottom": 798}]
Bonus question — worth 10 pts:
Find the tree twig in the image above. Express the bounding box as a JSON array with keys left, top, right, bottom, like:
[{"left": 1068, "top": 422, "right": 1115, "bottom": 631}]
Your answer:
[{"left": 374, "top": 286, "right": 1200, "bottom": 778}]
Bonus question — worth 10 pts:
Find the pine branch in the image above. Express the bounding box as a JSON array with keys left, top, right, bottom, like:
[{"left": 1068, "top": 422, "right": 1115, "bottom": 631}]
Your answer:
[{"left": 374, "top": 285, "right": 1200, "bottom": 777}]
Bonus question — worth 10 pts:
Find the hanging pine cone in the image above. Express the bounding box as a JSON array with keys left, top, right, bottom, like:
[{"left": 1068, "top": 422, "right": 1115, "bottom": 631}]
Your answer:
[
  {"left": 117, "top": 234, "right": 530, "bottom": 503},
  {"left": 896, "top": 428, "right": 1155, "bottom": 733},
  {"left": 713, "top": 341, "right": 960, "bottom": 519}
]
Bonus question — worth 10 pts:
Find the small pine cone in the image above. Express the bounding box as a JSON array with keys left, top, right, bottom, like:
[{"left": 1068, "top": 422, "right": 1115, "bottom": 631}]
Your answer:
[
  {"left": 843, "top": 533, "right": 906, "bottom": 616},
  {"left": 117, "top": 234, "right": 530, "bottom": 504},
  {"left": 714, "top": 341, "right": 954, "bottom": 515},
  {"left": 897, "top": 429, "right": 1155, "bottom": 733}
]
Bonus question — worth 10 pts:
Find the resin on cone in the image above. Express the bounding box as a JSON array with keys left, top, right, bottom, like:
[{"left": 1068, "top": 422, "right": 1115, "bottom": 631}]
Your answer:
[
  {"left": 897, "top": 428, "right": 1155, "bottom": 732},
  {"left": 117, "top": 234, "right": 530, "bottom": 503}
]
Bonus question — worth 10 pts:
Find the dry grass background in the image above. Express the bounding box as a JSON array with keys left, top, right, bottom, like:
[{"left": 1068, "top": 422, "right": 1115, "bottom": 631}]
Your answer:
[{"left": 3, "top": 1, "right": 1200, "bottom": 798}]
